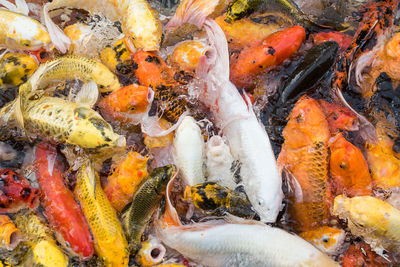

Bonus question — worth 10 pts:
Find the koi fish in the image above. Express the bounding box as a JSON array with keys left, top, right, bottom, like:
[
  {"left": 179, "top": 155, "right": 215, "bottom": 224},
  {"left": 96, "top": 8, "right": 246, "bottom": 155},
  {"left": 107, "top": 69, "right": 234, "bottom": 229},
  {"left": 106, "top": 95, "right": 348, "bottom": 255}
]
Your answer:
[
  {"left": 46, "top": 0, "right": 162, "bottom": 52},
  {"left": 333, "top": 195, "right": 400, "bottom": 256},
  {"left": 135, "top": 237, "right": 166, "bottom": 267},
  {"left": 230, "top": 25, "right": 306, "bottom": 88},
  {"left": 215, "top": 13, "right": 292, "bottom": 48},
  {"left": 329, "top": 134, "right": 372, "bottom": 197},
  {"left": 184, "top": 182, "right": 255, "bottom": 218},
  {"left": 195, "top": 19, "right": 282, "bottom": 222},
  {"left": 173, "top": 116, "right": 205, "bottom": 186},
  {"left": 98, "top": 84, "right": 151, "bottom": 124},
  {"left": 121, "top": 165, "right": 176, "bottom": 252},
  {"left": 168, "top": 40, "right": 207, "bottom": 72},
  {"left": 311, "top": 31, "right": 352, "bottom": 53},
  {"left": 156, "top": 215, "right": 339, "bottom": 266},
  {"left": 14, "top": 211, "right": 69, "bottom": 267},
  {"left": 0, "top": 215, "right": 21, "bottom": 251},
  {"left": 0, "top": 53, "right": 38, "bottom": 88},
  {"left": 225, "top": 0, "right": 263, "bottom": 22},
  {"left": 74, "top": 160, "right": 129, "bottom": 266},
  {"left": 103, "top": 151, "right": 149, "bottom": 212},
  {"left": 277, "top": 96, "right": 330, "bottom": 232},
  {"left": 300, "top": 226, "right": 345, "bottom": 256},
  {"left": 35, "top": 142, "right": 94, "bottom": 259},
  {"left": 0, "top": 9, "right": 51, "bottom": 51},
  {"left": 0, "top": 169, "right": 40, "bottom": 213},
  {"left": 205, "top": 135, "right": 236, "bottom": 190}
]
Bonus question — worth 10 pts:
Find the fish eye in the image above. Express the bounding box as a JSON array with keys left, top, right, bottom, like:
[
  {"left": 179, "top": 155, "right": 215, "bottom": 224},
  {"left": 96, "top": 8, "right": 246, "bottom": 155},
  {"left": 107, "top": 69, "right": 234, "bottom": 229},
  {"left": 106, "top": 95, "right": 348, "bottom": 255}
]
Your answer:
[{"left": 99, "top": 85, "right": 105, "bottom": 89}]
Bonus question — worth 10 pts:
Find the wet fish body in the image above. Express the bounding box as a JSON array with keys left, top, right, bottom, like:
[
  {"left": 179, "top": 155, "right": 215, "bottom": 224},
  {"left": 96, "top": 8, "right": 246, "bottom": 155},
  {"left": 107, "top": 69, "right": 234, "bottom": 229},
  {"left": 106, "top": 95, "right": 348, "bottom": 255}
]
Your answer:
[
  {"left": 22, "top": 96, "right": 125, "bottom": 150},
  {"left": 122, "top": 165, "right": 175, "bottom": 252},
  {"left": 173, "top": 116, "right": 205, "bottom": 186},
  {"left": 74, "top": 160, "right": 129, "bottom": 266},
  {"left": 157, "top": 221, "right": 339, "bottom": 266},
  {"left": 0, "top": 9, "right": 50, "bottom": 50},
  {"left": 0, "top": 53, "right": 38, "bottom": 88}
]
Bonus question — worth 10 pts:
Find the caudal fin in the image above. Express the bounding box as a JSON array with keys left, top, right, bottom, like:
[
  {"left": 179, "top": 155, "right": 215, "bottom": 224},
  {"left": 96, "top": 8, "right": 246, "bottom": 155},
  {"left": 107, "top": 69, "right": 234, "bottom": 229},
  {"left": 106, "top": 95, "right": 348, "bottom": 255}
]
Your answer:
[
  {"left": 165, "top": 0, "right": 219, "bottom": 30},
  {"left": 43, "top": 3, "right": 71, "bottom": 54}
]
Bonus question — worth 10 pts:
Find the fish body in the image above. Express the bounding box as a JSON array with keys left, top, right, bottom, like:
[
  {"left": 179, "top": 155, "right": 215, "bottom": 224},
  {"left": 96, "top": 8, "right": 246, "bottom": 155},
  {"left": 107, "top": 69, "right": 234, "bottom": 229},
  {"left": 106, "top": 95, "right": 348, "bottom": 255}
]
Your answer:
[
  {"left": 185, "top": 182, "right": 255, "bottom": 218},
  {"left": 104, "top": 151, "right": 149, "bottom": 212},
  {"left": 122, "top": 165, "right": 176, "bottom": 252},
  {"left": 99, "top": 84, "right": 150, "bottom": 124},
  {"left": 329, "top": 134, "right": 372, "bottom": 197},
  {"left": 277, "top": 96, "right": 330, "bottom": 231},
  {"left": 22, "top": 96, "right": 125, "bottom": 151},
  {"left": 0, "top": 169, "right": 40, "bottom": 213},
  {"left": 168, "top": 40, "right": 206, "bottom": 72},
  {"left": 14, "top": 212, "right": 69, "bottom": 267},
  {"left": 0, "top": 215, "right": 21, "bottom": 251},
  {"left": 0, "top": 9, "right": 50, "bottom": 50},
  {"left": 342, "top": 242, "right": 391, "bottom": 267},
  {"left": 133, "top": 51, "right": 187, "bottom": 122},
  {"left": 205, "top": 135, "right": 236, "bottom": 190},
  {"left": 156, "top": 221, "right": 339, "bottom": 267},
  {"left": 278, "top": 41, "right": 339, "bottom": 104},
  {"left": 173, "top": 116, "right": 205, "bottom": 186},
  {"left": 35, "top": 142, "right": 94, "bottom": 259},
  {"left": 300, "top": 226, "right": 345, "bottom": 256},
  {"left": 333, "top": 195, "right": 400, "bottom": 255},
  {"left": 225, "top": 0, "right": 263, "bottom": 22},
  {"left": 74, "top": 160, "right": 129, "bottom": 267},
  {"left": 0, "top": 53, "right": 38, "bottom": 87},
  {"left": 215, "top": 14, "right": 292, "bottom": 48},
  {"left": 317, "top": 100, "right": 359, "bottom": 133},
  {"left": 48, "top": 0, "right": 162, "bottom": 51},
  {"left": 31, "top": 55, "right": 120, "bottom": 93},
  {"left": 195, "top": 20, "right": 282, "bottom": 222},
  {"left": 230, "top": 25, "right": 306, "bottom": 88}
]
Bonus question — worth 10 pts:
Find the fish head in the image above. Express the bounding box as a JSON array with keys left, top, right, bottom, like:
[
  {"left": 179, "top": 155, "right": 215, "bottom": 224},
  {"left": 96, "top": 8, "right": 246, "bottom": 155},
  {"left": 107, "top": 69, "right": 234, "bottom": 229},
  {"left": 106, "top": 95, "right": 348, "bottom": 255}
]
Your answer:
[
  {"left": 318, "top": 100, "right": 359, "bottom": 132},
  {"left": 68, "top": 106, "right": 126, "bottom": 150},
  {"left": 153, "top": 165, "right": 177, "bottom": 194},
  {"left": 91, "top": 64, "right": 121, "bottom": 93},
  {"left": 135, "top": 238, "right": 166, "bottom": 266},
  {"left": 0, "top": 169, "right": 40, "bottom": 212}
]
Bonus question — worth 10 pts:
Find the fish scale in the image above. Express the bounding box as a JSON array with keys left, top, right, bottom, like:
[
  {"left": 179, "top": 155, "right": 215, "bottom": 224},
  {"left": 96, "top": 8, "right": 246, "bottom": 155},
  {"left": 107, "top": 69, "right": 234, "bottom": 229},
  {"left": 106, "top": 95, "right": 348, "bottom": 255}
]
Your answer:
[{"left": 75, "top": 161, "right": 129, "bottom": 267}]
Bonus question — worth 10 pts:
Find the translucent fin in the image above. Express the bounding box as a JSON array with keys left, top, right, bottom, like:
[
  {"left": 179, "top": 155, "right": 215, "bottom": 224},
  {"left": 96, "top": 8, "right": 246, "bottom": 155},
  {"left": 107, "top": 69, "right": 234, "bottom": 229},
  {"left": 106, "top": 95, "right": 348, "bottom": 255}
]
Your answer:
[
  {"left": 0, "top": 0, "right": 28, "bottom": 15},
  {"left": 141, "top": 111, "right": 189, "bottom": 137},
  {"left": 165, "top": 0, "right": 219, "bottom": 30},
  {"left": 161, "top": 171, "right": 181, "bottom": 227},
  {"left": 43, "top": 3, "right": 71, "bottom": 54},
  {"left": 14, "top": 97, "right": 24, "bottom": 129},
  {"left": 70, "top": 81, "right": 99, "bottom": 107},
  {"left": 334, "top": 88, "right": 378, "bottom": 143}
]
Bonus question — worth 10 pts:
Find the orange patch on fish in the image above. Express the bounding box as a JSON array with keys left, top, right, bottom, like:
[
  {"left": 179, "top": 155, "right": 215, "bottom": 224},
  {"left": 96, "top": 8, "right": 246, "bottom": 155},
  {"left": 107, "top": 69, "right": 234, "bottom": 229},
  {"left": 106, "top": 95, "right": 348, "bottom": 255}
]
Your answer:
[
  {"left": 318, "top": 100, "right": 359, "bottom": 134},
  {"left": 104, "top": 151, "right": 149, "bottom": 212},
  {"left": 329, "top": 134, "right": 372, "bottom": 197},
  {"left": 278, "top": 96, "right": 330, "bottom": 232}
]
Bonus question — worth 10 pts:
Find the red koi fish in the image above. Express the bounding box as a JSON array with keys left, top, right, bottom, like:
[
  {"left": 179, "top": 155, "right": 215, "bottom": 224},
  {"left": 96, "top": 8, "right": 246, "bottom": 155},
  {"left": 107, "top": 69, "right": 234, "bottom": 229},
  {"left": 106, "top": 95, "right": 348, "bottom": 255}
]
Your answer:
[
  {"left": 230, "top": 25, "right": 306, "bottom": 89},
  {"left": 35, "top": 142, "right": 94, "bottom": 259},
  {"left": 0, "top": 169, "right": 40, "bottom": 214}
]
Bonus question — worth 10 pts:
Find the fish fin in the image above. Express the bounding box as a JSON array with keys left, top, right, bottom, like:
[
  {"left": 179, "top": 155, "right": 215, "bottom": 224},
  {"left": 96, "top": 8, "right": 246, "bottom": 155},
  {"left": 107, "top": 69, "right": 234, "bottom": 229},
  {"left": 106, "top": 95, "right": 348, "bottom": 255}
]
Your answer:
[
  {"left": 353, "top": 50, "right": 376, "bottom": 87},
  {"left": 0, "top": 49, "right": 8, "bottom": 60},
  {"left": 165, "top": 0, "right": 219, "bottom": 30},
  {"left": 0, "top": 0, "right": 27, "bottom": 15},
  {"left": 141, "top": 111, "right": 189, "bottom": 137},
  {"left": 69, "top": 81, "right": 99, "bottom": 107},
  {"left": 43, "top": 3, "right": 71, "bottom": 54},
  {"left": 282, "top": 167, "right": 303, "bottom": 203},
  {"left": 14, "top": 97, "right": 24, "bottom": 129},
  {"left": 160, "top": 171, "right": 181, "bottom": 227},
  {"left": 224, "top": 213, "right": 266, "bottom": 226},
  {"left": 333, "top": 87, "right": 378, "bottom": 144}
]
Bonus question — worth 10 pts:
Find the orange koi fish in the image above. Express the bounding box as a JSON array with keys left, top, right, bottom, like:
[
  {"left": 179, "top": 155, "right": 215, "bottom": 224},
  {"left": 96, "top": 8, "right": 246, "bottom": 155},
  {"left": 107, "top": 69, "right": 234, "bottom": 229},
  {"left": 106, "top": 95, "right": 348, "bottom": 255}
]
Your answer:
[
  {"left": 104, "top": 151, "right": 149, "bottom": 212},
  {"left": 230, "top": 25, "right": 305, "bottom": 88},
  {"left": 278, "top": 96, "right": 331, "bottom": 232},
  {"left": 98, "top": 84, "right": 150, "bottom": 124},
  {"left": 342, "top": 242, "right": 391, "bottom": 267},
  {"left": 329, "top": 134, "right": 372, "bottom": 197}
]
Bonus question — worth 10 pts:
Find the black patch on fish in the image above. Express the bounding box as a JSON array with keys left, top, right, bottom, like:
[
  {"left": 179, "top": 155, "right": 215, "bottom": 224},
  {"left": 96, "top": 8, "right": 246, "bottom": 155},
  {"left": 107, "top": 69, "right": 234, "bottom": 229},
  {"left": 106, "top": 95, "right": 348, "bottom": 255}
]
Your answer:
[
  {"left": 21, "top": 188, "right": 31, "bottom": 199},
  {"left": 267, "top": 46, "right": 276, "bottom": 56}
]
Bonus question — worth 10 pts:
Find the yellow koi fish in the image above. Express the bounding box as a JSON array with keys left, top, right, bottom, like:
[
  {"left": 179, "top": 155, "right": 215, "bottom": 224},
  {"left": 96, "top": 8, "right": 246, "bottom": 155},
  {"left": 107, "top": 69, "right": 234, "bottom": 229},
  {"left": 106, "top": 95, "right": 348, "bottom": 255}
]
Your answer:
[{"left": 75, "top": 160, "right": 129, "bottom": 266}]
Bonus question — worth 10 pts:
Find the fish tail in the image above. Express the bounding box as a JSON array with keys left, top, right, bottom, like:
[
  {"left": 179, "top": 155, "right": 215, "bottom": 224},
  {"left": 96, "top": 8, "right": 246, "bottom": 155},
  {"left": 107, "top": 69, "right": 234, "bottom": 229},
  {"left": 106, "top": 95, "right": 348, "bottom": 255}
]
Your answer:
[{"left": 165, "top": 0, "right": 220, "bottom": 30}]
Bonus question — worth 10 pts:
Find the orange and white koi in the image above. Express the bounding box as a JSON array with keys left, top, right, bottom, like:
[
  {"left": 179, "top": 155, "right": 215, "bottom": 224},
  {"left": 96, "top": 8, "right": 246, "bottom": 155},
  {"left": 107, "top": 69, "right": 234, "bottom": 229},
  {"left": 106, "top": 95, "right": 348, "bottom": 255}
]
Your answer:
[{"left": 300, "top": 226, "right": 345, "bottom": 256}]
